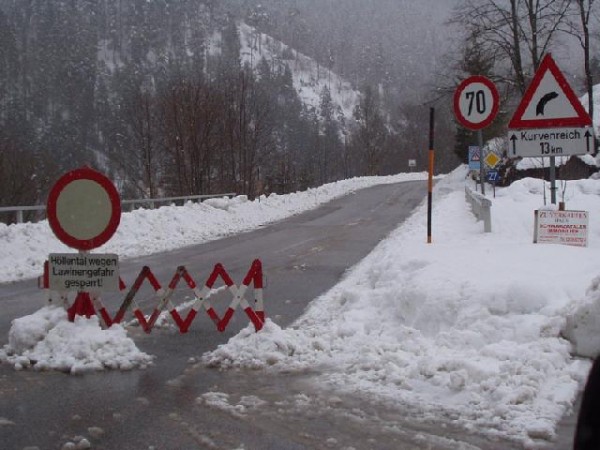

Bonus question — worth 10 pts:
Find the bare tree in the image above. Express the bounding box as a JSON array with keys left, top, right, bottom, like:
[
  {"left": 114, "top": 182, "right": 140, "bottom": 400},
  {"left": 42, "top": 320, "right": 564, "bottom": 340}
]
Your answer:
[
  {"left": 560, "top": 1, "right": 596, "bottom": 127},
  {"left": 129, "top": 90, "right": 163, "bottom": 198},
  {"left": 107, "top": 87, "right": 164, "bottom": 199},
  {"left": 161, "top": 79, "right": 222, "bottom": 196},
  {"left": 452, "top": 0, "right": 571, "bottom": 94}
]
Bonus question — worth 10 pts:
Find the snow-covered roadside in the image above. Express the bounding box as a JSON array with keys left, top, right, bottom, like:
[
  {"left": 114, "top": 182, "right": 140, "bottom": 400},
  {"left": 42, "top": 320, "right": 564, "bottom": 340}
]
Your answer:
[
  {"left": 0, "top": 173, "right": 428, "bottom": 374},
  {"left": 3, "top": 164, "right": 600, "bottom": 446},
  {"left": 204, "top": 166, "right": 600, "bottom": 446},
  {"left": 0, "top": 173, "right": 428, "bottom": 284}
]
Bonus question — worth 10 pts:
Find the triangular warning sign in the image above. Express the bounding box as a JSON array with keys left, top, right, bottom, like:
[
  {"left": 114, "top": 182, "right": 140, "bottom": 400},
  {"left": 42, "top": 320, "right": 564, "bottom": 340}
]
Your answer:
[{"left": 508, "top": 54, "right": 592, "bottom": 129}]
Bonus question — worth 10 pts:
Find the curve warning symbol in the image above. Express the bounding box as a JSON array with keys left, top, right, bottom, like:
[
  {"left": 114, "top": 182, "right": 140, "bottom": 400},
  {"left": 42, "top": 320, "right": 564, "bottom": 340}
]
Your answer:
[{"left": 536, "top": 92, "right": 559, "bottom": 116}]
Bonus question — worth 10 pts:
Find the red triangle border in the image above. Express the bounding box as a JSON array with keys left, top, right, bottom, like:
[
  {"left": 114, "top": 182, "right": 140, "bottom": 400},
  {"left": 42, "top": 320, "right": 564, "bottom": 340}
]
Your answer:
[{"left": 508, "top": 54, "right": 592, "bottom": 129}]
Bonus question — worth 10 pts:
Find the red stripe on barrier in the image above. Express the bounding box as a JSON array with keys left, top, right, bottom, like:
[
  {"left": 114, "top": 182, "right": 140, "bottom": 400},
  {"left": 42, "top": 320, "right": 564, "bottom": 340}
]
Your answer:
[
  {"left": 99, "top": 307, "right": 113, "bottom": 327},
  {"left": 170, "top": 308, "right": 184, "bottom": 330},
  {"left": 206, "top": 265, "right": 221, "bottom": 288},
  {"left": 67, "top": 301, "right": 76, "bottom": 322},
  {"left": 134, "top": 309, "right": 151, "bottom": 333},
  {"left": 256, "top": 311, "right": 265, "bottom": 322},
  {"left": 178, "top": 310, "right": 197, "bottom": 333},
  {"left": 43, "top": 261, "right": 49, "bottom": 289},
  {"left": 218, "top": 308, "right": 235, "bottom": 332},
  {"left": 253, "top": 260, "right": 264, "bottom": 289},
  {"left": 182, "top": 270, "right": 197, "bottom": 289},
  {"left": 168, "top": 267, "right": 184, "bottom": 290},
  {"left": 206, "top": 264, "right": 235, "bottom": 288},
  {"left": 206, "top": 307, "right": 220, "bottom": 326},
  {"left": 146, "top": 309, "right": 162, "bottom": 329},
  {"left": 242, "top": 259, "right": 262, "bottom": 287},
  {"left": 131, "top": 267, "right": 149, "bottom": 291},
  {"left": 67, "top": 292, "right": 96, "bottom": 321},
  {"left": 112, "top": 309, "right": 126, "bottom": 325},
  {"left": 244, "top": 306, "right": 263, "bottom": 331},
  {"left": 145, "top": 268, "right": 162, "bottom": 291}
]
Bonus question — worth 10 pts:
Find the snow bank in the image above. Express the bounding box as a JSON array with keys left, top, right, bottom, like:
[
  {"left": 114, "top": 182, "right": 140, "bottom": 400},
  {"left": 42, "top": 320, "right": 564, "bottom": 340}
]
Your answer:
[{"left": 204, "top": 166, "right": 600, "bottom": 445}]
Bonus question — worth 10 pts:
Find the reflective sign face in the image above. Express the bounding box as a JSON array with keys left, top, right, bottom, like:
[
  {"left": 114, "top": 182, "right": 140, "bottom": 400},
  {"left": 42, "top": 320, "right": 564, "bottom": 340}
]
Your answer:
[
  {"left": 56, "top": 179, "right": 112, "bottom": 241},
  {"left": 47, "top": 167, "right": 121, "bottom": 250},
  {"left": 508, "top": 127, "right": 594, "bottom": 157},
  {"left": 454, "top": 76, "right": 499, "bottom": 130},
  {"left": 484, "top": 152, "right": 501, "bottom": 169},
  {"left": 508, "top": 54, "right": 592, "bottom": 129}
]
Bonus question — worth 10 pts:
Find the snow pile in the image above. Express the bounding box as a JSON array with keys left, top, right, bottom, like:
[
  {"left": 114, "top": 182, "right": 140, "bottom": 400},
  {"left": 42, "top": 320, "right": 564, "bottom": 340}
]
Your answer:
[
  {"left": 196, "top": 392, "right": 267, "bottom": 418},
  {"left": 0, "top": 173, "right": 428, "bottom": 284},
  {"left": 564, "top": 276, "right": 600, "bottom": 358},
  {"left": 204, "top": 166, "right": 600, "bottom": 445},
  {"left": 0, "top": 306, "right": 153, "bottom": 374}
]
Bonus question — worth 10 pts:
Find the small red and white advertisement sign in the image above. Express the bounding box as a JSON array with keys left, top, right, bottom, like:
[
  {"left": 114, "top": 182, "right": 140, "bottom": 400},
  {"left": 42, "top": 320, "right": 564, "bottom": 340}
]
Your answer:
[{"left": 534, "top": 210, "right": 589, "bottom": 247}]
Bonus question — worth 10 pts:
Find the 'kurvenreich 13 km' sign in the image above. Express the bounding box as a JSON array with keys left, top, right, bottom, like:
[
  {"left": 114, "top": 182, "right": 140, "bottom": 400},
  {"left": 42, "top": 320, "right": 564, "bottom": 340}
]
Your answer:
[{"left": 508, "top": 54, "right": 593, "bottom": 157}]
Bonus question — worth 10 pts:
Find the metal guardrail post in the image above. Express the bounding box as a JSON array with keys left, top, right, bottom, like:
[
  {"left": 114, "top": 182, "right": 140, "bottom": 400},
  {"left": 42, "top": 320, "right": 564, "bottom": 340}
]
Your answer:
[
  {"left": 465, "top": 186, "right": 492, "bottom": 233},
  {"left": 482, "top": 206, "right": 491, "bottom": 233}
]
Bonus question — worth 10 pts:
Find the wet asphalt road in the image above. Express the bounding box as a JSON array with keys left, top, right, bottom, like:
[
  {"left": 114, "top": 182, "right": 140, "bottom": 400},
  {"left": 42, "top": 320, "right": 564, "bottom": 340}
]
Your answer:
[{"left": 0, "top": 181, "right": 578, "bottom": 449}]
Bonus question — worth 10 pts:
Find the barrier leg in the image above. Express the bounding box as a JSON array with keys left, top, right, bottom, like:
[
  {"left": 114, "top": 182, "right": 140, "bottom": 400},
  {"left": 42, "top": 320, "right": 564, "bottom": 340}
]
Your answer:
[{"left": 68, "top": 292, "right": 96, "bottom": 321}]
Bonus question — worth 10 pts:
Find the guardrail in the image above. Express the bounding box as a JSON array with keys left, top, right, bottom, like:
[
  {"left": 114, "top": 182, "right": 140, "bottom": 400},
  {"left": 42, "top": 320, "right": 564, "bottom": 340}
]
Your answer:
[
  {"left": 465, "top": 186, "right": 492, "bottom": 233},
  {"left": 0, "top": 193, "right": 237, "bottom": 224}
]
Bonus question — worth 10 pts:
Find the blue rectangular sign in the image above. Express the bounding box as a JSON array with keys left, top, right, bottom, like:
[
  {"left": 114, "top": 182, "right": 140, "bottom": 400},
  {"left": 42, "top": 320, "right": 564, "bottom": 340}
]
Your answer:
[
  {"left": 468, "top": 146, "right": 481, "bottom": 170},
  {"left": 486, "top": 169, "right": 500, "bottom": 182}
]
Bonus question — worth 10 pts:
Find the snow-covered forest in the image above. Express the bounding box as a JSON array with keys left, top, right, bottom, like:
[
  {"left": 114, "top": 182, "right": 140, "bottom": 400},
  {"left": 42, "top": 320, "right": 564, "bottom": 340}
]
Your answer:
[
  {"left": 0, "top": 0, "right": 597, "bottom": 222},
  {"left": 0, "top": 1, "right": 455, "bottom": 218}
]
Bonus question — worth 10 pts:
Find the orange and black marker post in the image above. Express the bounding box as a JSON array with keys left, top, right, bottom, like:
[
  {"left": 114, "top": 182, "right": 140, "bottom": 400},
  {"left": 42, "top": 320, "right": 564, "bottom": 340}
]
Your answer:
[{"left": 427, "top": 107, "right": 435, "bottom": 244}]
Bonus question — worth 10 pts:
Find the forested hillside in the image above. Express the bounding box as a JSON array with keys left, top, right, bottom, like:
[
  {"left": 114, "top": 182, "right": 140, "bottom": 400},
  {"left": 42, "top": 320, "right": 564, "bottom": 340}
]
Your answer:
[{"left": 0, "top": 0, "right": 459, "bottom": 220}]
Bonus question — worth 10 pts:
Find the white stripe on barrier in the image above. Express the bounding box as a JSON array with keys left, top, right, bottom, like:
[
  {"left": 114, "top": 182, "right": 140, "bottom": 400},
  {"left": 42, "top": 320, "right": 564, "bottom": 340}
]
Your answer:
[{"left": 254, "top": 288, "right": 264, "bottom": 312}]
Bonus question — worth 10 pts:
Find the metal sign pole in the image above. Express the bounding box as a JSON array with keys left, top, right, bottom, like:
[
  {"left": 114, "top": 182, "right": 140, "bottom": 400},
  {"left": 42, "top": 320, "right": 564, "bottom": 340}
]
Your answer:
[
  {"left": 549, "top": 156, "right": 557, "bottom": 204},
  {"left": 478, "top": 129, "right": 485, "bottom": 195}
]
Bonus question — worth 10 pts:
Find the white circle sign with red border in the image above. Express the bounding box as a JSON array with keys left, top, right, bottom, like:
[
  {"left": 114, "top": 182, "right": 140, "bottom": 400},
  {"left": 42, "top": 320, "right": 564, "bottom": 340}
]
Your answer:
[
  {"left": 454, "top": 76, "right": 499, "bottom": 130},
  {"left": 47, "top": 167, "right": 121, "bottom": 251}
]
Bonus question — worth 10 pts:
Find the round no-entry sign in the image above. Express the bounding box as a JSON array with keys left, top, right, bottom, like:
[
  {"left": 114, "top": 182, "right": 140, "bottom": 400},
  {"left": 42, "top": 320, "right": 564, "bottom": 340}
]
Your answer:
[
  {"left": 453, "top": 76, "right": 499, "bottom": 130},
  {"left": 47, "top": 167, "right": 121, "bottom": 251}
]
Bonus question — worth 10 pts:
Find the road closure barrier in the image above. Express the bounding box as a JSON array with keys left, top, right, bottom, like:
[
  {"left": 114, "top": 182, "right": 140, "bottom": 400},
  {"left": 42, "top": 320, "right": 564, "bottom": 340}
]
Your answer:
[{"left": 40, "top": 259, "right": 265, "bottom": 333}]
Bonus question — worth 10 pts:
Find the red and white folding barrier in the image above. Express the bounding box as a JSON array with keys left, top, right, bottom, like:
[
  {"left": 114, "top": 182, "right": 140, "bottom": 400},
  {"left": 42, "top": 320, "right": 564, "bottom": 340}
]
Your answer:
[
  {"left": 41, "top": 259, "right": 266, "bottom": 333},
  {"left": 175, "top": 264, "right": 229, "bottom": 333},
  {"left": 218, "top": 260, "right": 264, "bottom": 331}
]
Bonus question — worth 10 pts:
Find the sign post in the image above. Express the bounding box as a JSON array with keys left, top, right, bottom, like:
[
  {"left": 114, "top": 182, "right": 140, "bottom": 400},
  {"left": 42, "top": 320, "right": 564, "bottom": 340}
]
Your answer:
[
  {"left": 508, "top": 54, "right": 593, "bottom": 204},
  {"left": 454, "top": 76, "right": 500, "bottom": 196},
  {"left": 46, "top": 167, "right": 122, "bottom": 320},
  {"left": 427, "top": 107, "right": 435, "bottom": 244}
]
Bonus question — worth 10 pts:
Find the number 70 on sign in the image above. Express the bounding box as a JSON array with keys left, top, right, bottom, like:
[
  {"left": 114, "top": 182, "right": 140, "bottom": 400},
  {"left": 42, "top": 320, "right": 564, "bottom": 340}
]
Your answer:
[{"left": 453, "top": 76, "right": 500, "bottom": 131}]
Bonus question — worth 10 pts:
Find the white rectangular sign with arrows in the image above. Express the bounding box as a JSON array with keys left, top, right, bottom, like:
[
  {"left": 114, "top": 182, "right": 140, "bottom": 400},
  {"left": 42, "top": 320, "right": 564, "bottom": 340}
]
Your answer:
[{"left": 508, "top": 127, "right": 594, "bottom": 157}]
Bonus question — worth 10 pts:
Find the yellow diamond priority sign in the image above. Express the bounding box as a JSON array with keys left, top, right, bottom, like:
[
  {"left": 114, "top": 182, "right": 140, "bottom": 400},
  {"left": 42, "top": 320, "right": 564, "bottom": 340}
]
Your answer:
[{"left": 484, "top": 152, "right": 500, "bottom": 169}]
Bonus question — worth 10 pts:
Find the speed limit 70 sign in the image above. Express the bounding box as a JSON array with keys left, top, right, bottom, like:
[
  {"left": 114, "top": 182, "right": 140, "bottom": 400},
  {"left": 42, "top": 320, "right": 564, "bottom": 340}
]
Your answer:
[{"left": 453, "top": 76, "right": 499, "bottom": 130}]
